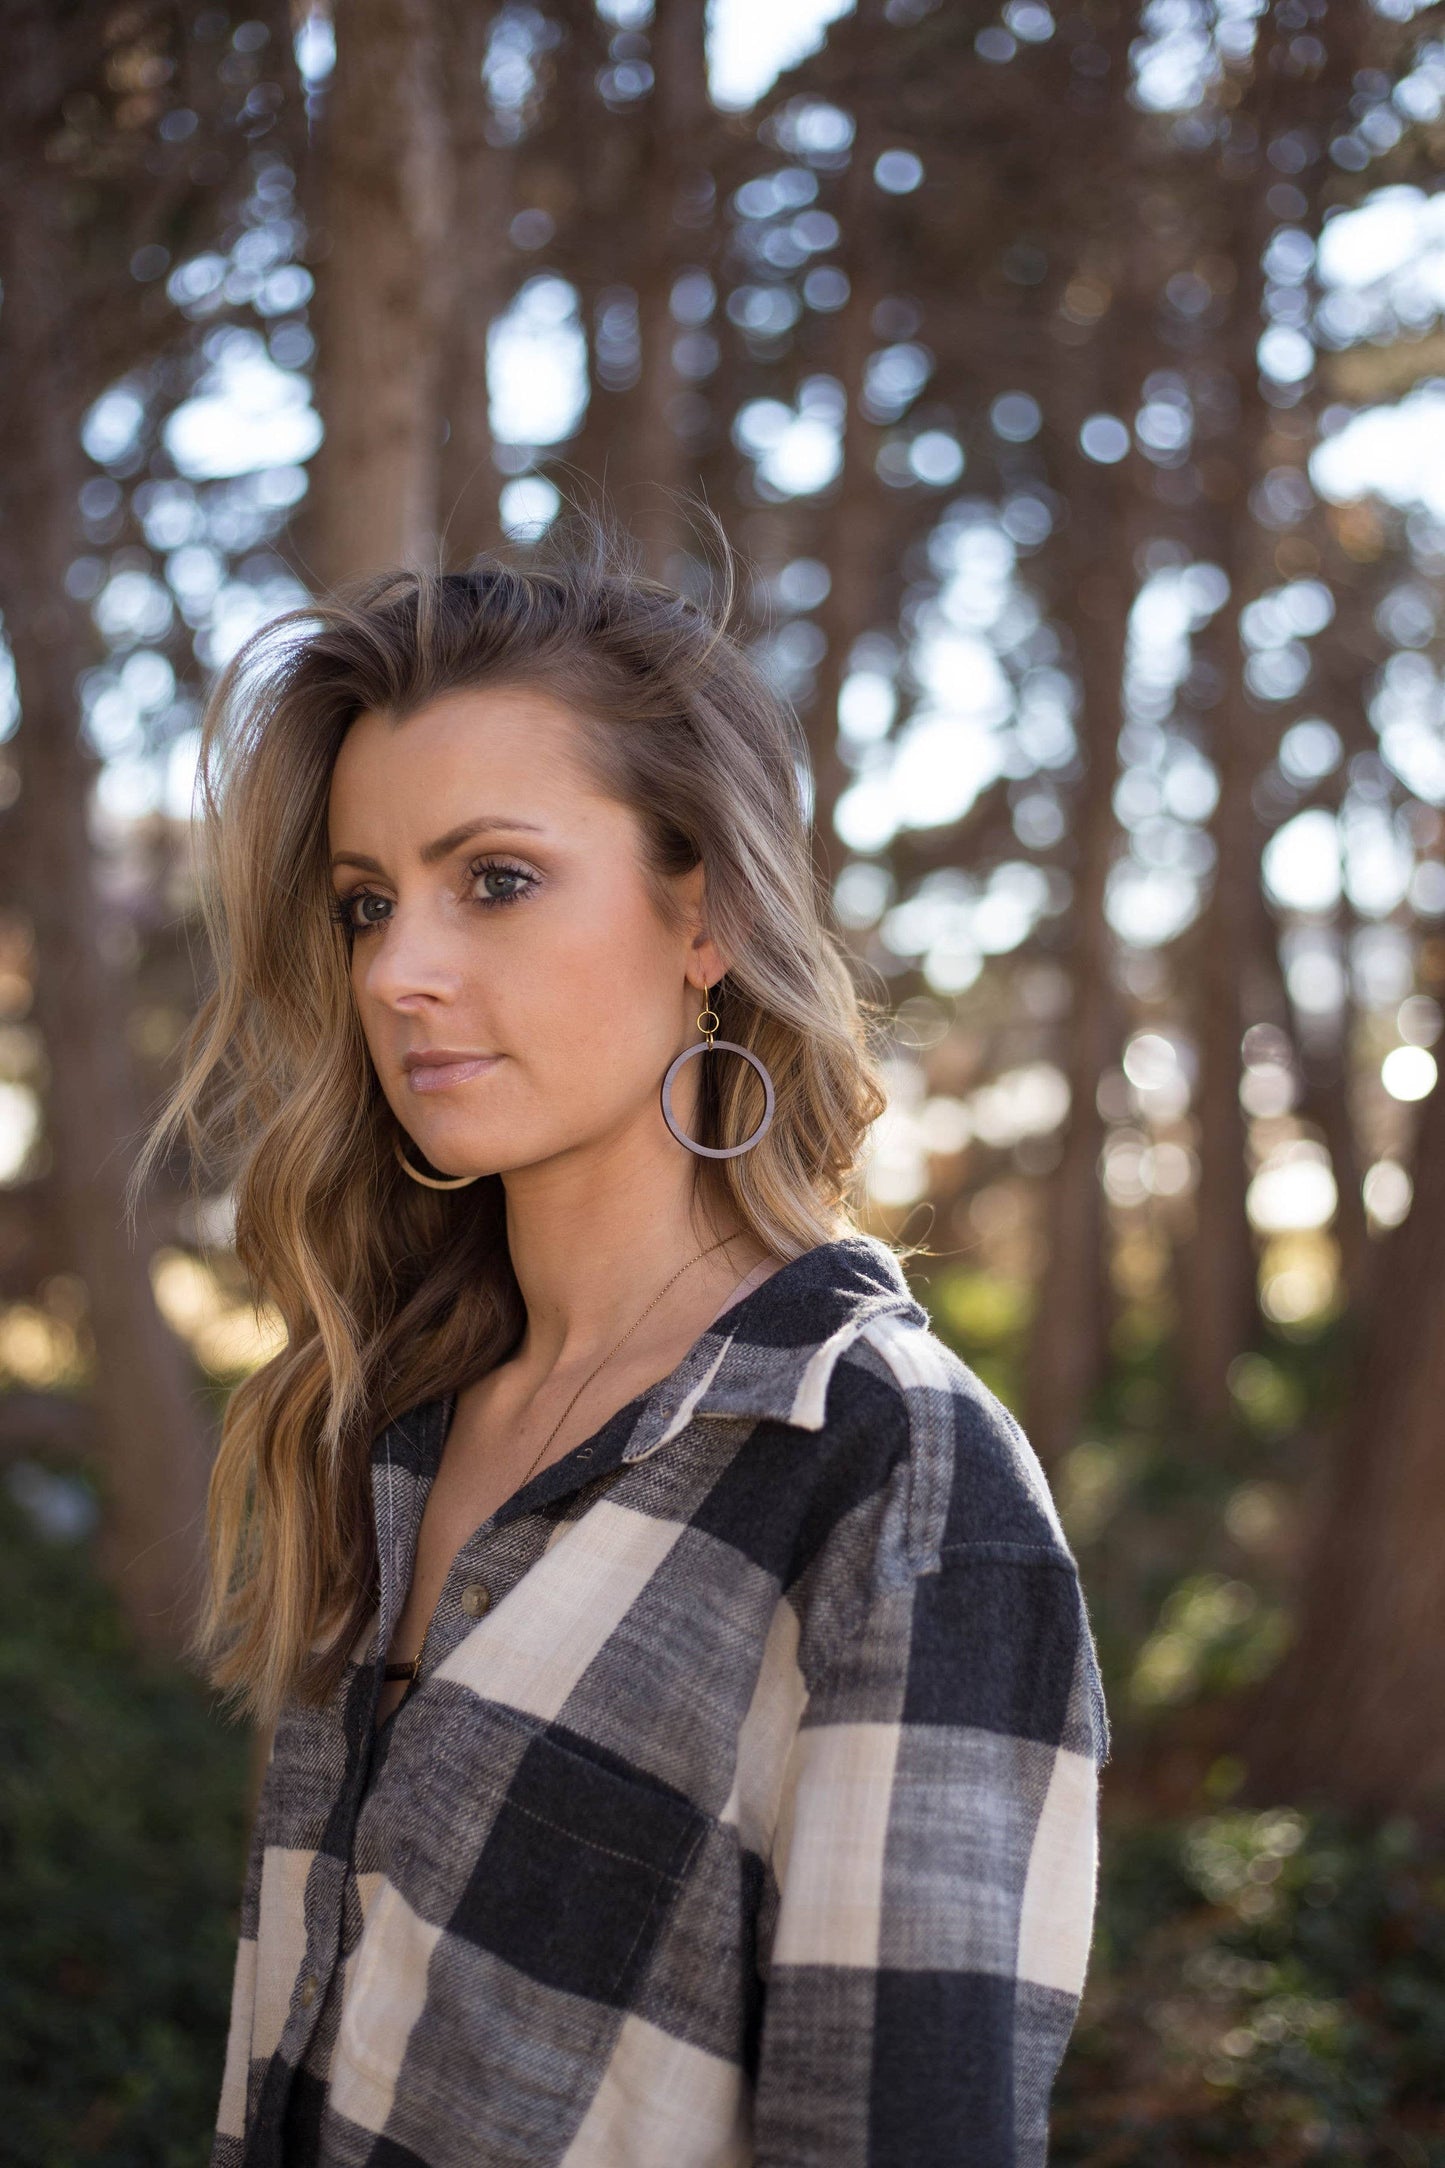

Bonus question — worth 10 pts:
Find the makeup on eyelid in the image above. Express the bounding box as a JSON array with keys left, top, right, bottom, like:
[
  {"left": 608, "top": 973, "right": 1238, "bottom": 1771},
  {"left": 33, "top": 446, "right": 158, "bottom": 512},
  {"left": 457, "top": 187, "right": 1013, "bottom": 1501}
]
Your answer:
[{"left": 329, "top": 857, "right": 540, "bottom": 937}]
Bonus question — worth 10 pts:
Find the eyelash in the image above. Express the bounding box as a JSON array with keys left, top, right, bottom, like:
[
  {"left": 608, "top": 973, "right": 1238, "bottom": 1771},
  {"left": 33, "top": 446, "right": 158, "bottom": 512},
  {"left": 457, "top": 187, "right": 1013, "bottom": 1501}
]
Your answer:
[{"left": 329, "top": 858, "right": 538, "bottom": 939}]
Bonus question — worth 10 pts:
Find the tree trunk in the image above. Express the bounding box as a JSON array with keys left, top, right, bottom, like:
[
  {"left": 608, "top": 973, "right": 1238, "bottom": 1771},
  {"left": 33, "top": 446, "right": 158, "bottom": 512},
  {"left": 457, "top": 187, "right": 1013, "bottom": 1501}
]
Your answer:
[
  {"left": 614, "top": 0, "right": 711, "bottom": 581},
  {"left": 1024, "top": 470, "right": 1127, "bottom": 1466},
  {"left": 299, "top": 0, "right": 452, "bottom": 588},
  {"left": 1176, "top": 130, "right": 1285, "bottom": 1416},
  {"left": 1180, "top": 1, "right": 1371, "bottom": 1411},
  {"left": 1241, "top": 1049, "right": 1445, "bottom": 1821},
  {"left": 808, "top": 50, "right": 890, "bottom": 904},
  {"left": 1179, "top": 631, "right": 1268, "bottom": 1417},
  {"left": 0, "top": 141, "right": 210, "bottom": 1661},
  {"left": 435, "top": 0, "right": 510, "bottom": 565}
]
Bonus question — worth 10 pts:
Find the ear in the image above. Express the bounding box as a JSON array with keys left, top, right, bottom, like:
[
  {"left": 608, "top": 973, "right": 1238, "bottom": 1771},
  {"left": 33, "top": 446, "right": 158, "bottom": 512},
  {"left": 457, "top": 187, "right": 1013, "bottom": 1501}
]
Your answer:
[
  {"left": 685, "top": 939, "right": 732, "bottom": 995},
  {"left": 676, "top": 863, "right": 731, "bottom": 990}
]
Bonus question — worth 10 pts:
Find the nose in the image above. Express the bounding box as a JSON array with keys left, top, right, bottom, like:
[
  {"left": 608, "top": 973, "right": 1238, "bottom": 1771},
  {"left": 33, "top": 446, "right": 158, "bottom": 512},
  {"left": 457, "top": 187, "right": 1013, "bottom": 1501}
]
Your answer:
[{"left": 355, "top": 894, "right": 464, "bottom": 1008}]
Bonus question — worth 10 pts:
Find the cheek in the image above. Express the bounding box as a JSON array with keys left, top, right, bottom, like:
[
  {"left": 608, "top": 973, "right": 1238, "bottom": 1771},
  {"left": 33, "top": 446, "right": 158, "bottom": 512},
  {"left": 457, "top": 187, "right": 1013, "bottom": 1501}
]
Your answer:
[
  {"left": 575, "top": 872, "right": 682, "bottom": 988},
  {"left": 518, "top": 944, "right": 677, "bottom": 1094},
  {"left": 525, "top": 891, "right": 660, "bottom": 1019},
  {"left": 349, "top": 951, "right": 384, "bottom": 1024}
]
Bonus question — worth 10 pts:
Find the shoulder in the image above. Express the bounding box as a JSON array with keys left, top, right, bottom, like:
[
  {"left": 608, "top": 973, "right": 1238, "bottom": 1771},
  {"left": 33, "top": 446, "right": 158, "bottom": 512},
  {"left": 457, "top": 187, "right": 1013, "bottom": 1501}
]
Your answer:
[
  {"left": 827, "top": 1303, "right": 1075, "bottom": 1575},
  {"left": 800, "top": 1312, "right": 1111, "bottom": 1767}
]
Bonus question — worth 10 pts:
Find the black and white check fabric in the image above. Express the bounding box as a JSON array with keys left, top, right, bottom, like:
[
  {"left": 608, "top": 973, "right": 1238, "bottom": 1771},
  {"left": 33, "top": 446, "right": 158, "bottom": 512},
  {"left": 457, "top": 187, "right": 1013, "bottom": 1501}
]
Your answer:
[{"left": 211, "top": 1231, "right": 1110, "bottom": 2167}]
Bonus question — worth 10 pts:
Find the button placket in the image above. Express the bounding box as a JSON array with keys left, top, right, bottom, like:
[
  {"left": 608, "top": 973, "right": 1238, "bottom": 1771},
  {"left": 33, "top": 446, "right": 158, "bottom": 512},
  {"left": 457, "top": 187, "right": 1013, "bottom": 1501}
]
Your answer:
[{"left": 390, "top": 1433, "right": 631, "bottom": 1702}]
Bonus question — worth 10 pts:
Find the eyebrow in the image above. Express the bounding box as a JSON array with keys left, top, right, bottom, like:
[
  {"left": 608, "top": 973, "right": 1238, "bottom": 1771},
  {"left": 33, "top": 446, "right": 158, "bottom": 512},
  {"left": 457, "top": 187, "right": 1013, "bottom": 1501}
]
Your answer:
[{"left": 329, "top": 815, "right": 547, "bottom": 876}]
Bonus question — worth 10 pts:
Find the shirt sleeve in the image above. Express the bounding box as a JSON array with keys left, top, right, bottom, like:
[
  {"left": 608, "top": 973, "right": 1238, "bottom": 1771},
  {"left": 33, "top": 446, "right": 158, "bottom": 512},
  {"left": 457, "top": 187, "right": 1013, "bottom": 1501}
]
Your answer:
[
  {"left": 750, "top": 1541, "right": 1108, "bottom": 2167},
  {"left": 210, "top": 1730, "right": 273, "bottom": 2166}
]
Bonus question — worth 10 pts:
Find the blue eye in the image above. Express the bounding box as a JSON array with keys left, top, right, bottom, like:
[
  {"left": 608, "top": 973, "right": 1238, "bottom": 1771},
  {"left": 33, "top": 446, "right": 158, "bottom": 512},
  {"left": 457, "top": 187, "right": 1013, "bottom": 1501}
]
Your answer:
[
  {"left": 473, "top": 860, "right": 536, "bottom": 909},
  {"left": 329, "top": 891, "right": 386, "bottom": 936},
  {"left": 329, "top": 859, "right": 539, "bottom": 938}
]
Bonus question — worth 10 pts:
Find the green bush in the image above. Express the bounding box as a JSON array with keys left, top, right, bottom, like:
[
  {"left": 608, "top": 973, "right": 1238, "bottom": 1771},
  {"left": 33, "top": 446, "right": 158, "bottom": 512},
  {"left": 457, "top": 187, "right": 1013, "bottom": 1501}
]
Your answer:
[
  {"left": 0, "top": 1466, "right": 250, "bottom": 2167},
  {"left": 1053, "top": 1801, "right": 1445, "bottom": 2165}
]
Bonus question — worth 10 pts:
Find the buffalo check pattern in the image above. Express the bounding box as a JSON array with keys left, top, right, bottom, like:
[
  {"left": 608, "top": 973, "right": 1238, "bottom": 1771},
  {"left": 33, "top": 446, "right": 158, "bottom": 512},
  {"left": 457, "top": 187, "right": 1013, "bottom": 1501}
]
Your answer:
[{"left": 210, "top": 1232, "right": 1110, "bottom": 2168}]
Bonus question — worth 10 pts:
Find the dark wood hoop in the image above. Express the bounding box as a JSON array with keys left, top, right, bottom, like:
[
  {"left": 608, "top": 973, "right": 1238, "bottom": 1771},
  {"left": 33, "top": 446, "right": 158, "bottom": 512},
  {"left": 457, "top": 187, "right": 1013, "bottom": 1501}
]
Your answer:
[{"left": 660, "top": 1038, "right": 776, "bottom": 1159}]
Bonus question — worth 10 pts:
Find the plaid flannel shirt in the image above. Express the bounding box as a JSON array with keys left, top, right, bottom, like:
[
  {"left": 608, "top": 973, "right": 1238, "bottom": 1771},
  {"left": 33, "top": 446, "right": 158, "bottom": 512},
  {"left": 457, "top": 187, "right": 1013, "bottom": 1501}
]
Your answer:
[{"left": 211, "top": 1231, "right": 1110, "bottom": 2168}]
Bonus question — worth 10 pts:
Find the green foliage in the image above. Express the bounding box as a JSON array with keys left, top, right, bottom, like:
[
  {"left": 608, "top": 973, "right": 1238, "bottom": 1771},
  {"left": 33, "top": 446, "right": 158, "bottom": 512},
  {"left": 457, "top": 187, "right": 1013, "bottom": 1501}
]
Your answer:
[
  {"left": 1054, "top": 1802, "right": 1445, "bottom": 2165},
  {"left": 0, "top": 1471, "right": 250, "bottom": 2166},
  {"left": 1033, "top": 1307, "right": 1356, "bottom": 1750},
  {"left": 1226, "top": 1352, "right": 1309, "bottom": 1438},
  {"left": 927, "top": 1263, "right": 1031, "bottom": 1409},
  {"left": 1128, "top": 1571, "right": 1292, "bottom": 1711}
]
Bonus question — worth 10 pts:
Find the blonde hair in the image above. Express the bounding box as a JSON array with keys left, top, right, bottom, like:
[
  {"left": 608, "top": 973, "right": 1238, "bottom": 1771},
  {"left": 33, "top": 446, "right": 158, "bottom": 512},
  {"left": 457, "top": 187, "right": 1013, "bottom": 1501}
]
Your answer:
[{"left": 130, "top": 506, "right": 910, "bottom": 1729}]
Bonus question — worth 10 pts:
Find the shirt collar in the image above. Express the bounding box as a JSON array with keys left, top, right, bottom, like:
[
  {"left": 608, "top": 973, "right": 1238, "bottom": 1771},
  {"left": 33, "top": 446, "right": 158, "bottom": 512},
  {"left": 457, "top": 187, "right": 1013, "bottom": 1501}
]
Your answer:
[
  {"left": 371, "top": 1231, "right": 928, "bottom": 1478},
  {"left": 622, "top": 1230, "right": 927, "bottom": 1460}
]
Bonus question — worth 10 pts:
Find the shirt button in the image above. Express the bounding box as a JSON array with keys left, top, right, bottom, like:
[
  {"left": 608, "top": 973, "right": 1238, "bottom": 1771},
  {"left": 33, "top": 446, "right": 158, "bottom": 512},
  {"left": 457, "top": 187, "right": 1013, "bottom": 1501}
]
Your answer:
[
  {"left": 460, "top": 1581, "right": 492, "bottom": 1618},
  {"left": 298, "top": 1973, "right": 318, "bottom": 2007}
]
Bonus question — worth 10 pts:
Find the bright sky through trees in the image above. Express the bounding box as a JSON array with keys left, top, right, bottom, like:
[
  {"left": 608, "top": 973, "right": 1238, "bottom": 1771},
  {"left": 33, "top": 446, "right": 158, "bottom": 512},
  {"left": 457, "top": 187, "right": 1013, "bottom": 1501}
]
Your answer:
[
  {"left": 704, "top": 0, "right": 857, "bottom": 109},
  {"left": 115, "top": 164, "right": 1445, "bottom": 893}
]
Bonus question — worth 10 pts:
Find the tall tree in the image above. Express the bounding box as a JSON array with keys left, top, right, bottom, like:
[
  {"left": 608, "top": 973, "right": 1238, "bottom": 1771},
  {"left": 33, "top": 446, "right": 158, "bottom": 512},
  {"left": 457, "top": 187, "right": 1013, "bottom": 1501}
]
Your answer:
[
  {"left": 299, "top": 0, "right": 451, "bottom": 586},
  {"left": 0, "top": 0, "right": 295, "bottom": 1656},
  {"left": 623, "top": 0, "right": 712, "bottom": 581},
  {"left": 1246, "top": 1031, "right": 1445, "bottom": 1817},
  {"left": 435, "top": 0, "right": 510, "bottom": 564}
]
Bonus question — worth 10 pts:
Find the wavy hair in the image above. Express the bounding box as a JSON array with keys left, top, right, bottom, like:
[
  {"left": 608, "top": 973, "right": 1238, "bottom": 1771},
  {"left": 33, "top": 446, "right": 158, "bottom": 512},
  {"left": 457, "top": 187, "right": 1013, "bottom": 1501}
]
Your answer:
[{"left": 129, "top": 505, "right": 909, "bottom": 1729}]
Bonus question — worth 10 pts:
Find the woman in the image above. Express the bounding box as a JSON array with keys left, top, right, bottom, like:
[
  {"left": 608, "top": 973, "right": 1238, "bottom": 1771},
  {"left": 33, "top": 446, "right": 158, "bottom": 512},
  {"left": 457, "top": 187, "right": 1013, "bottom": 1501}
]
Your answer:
[{"left": 139, "top": 515, "right": 1109, "bottom": 2167}]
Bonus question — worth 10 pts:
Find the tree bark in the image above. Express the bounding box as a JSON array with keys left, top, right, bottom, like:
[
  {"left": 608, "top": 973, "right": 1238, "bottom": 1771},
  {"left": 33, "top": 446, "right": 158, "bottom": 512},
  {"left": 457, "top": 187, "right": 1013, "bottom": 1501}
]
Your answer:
[
  {"left": 1242, "top": 1048, "right": 1445, "bottom": 1820},
  {"left": 1177, "top": 49, "right": 1295, "bottom": 1417},
  {"left": 622, "top": 0, "right": 712, "bottom": 582},
  {"left": 299, "top": 0, "right": 452, "bottom": 588},
  {"left": 0, "top": 90, "right": 210, "bottom": 1659},
  {"left": 1024, "top": 448, "right": 1128, "bottom": 1466},
  {"left": 808, "top": 37, "right": 893, "bottom": 904},
  {"left": 1180, "top": 610, "right": 1270, "bottom": 1416},
  {"left": 435, "top": 0, "right": 510, "bottom": 565}
]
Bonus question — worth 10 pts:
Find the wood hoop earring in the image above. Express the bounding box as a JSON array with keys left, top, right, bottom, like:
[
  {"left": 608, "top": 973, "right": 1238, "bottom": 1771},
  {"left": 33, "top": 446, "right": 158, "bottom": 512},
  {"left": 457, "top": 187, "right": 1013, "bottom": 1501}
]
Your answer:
[
  {"left": 393, "top": 1139, "right": 482, "bottom": 1189},
  {"left": 660, "top": 979, "right": 776, "bottom": 1159}
]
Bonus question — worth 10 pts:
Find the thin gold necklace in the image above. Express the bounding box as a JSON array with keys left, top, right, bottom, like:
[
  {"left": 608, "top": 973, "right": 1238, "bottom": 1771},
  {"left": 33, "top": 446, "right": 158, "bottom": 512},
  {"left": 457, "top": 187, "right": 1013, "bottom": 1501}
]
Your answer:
[
  {"left": 380, "top": 1231, "right": 749, "bottom": 1707},
  {"left": 513, "top": 1230, "right": 745, "bottom": 1489}
]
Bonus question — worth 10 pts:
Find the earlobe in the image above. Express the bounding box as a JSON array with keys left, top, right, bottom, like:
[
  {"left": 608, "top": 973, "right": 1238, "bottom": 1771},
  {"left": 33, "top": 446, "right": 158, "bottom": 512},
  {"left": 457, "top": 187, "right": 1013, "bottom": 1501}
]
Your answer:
[{"left": 686, "top": 932, "right": 733, "bottom": 991}]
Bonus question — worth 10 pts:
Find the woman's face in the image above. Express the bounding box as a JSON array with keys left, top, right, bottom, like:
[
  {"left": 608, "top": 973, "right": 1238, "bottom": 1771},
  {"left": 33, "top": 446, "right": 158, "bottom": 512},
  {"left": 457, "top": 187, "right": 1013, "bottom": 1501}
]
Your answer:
[{"left": 326, "top": 683, "right": 712, "bottom": 1179}]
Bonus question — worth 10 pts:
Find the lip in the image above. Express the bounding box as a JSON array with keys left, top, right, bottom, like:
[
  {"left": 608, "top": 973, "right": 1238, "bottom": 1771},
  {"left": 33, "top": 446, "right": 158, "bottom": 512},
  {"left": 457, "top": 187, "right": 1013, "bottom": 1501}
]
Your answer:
[{"left": 404, "top": 1053, "right": 503, "bottom": 1092}]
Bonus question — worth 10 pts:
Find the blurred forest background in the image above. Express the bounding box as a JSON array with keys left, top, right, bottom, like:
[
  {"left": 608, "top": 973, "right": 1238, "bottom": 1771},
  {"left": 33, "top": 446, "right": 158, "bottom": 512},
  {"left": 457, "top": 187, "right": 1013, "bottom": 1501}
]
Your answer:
[{"left": 2, "top": 0, "right": 1445, "bottom": 2159}]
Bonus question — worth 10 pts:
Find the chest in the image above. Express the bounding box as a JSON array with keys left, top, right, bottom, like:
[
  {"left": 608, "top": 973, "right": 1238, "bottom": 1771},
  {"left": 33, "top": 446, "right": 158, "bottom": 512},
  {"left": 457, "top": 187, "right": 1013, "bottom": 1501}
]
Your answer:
[
  {"left": 376, "top": 1355, "right": 731, "bottom": 1727},
  {"left": 361, "top": 1398, "right": 826, "bottom": 1793},
  {"left": 389, "top": 1256, "right": 789, "bottom": 1669}
]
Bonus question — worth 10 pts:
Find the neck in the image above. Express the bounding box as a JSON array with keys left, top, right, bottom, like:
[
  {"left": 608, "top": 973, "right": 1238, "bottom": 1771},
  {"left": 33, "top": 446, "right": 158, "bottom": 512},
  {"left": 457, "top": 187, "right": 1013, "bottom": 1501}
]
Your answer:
[{"left": 497, "top": 1133, "right": 768, "bottom": 1382}]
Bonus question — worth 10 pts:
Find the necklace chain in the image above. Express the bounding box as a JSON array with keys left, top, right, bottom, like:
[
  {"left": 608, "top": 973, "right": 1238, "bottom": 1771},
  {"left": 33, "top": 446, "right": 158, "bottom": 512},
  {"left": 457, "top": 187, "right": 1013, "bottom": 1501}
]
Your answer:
[
  {"left": 513, "top": 1230, "right": 744, "bottom": 1491},
  {"left": 383, "top": 1230, "right": 751, "bottom": 1701}
]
